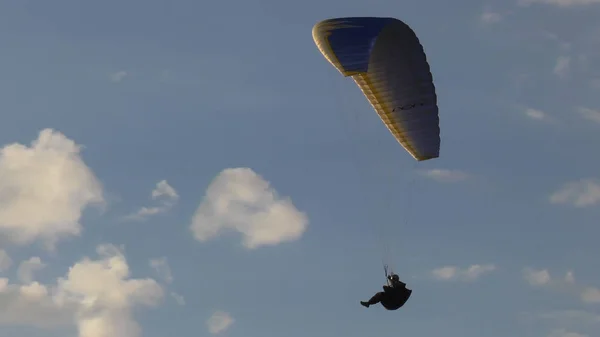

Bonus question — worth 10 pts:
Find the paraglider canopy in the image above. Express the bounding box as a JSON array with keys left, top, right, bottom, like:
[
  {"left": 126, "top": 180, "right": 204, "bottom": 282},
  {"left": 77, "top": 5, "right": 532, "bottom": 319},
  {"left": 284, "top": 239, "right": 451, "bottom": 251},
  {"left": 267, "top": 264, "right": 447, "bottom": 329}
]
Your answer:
[{"left": 312, "top": 17, "right": 440, "bottom": 161}]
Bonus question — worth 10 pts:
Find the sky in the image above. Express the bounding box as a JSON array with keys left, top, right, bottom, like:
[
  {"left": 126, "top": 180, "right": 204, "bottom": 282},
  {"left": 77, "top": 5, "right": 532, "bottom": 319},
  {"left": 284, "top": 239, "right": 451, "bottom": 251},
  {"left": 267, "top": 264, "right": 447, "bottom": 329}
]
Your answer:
[{"left": 0, "top": 0, "right": 599, "bottom": 337}]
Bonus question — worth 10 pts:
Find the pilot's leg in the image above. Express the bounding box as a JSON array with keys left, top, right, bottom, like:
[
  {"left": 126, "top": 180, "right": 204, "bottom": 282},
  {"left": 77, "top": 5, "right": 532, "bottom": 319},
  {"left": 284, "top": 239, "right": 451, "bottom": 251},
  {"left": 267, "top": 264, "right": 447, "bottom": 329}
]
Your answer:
[{"left": 360, "top": 292, "right": 384, "bottom": 308}]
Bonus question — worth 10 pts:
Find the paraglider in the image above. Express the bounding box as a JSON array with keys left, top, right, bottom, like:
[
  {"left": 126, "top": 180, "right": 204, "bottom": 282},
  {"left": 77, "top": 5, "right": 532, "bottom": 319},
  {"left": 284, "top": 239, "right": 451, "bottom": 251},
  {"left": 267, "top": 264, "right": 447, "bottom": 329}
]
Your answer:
[
  {"left": 312, "top": 17, "right": 440, "bottom": 309},
  {"left": 311, "top": 16, "right": 440, "bottom": 161},
  {"left": 360, "top": 273, "right": 412, "bottom": 310}
]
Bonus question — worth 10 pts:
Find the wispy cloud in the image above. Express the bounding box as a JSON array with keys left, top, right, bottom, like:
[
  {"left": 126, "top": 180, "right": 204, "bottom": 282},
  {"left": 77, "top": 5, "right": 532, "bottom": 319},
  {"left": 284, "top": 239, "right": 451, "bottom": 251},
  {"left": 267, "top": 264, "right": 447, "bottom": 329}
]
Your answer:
[
  {"left": 419, "top": 169, "right": 470, "bottom": 183},
  {"left": 523, "top": 268, "right": 600, "bottom": 304},
  {"left": 524, "top": 108, "right": 550, "bottom": 121},
  {"left": 149, "top": 257, "right": 173, "bottom": 284},
  {"left": 431, "top": 264, "right": 496, "bottom": 281},
  {"left": 17, "top": 257, "right": 46, "bottom": 283},
  {"left": 524, "top": 268, "right": 576, "bottom": 287},
  {"left": 549, "top": 179, "right": 600, "bottom": 208},
  {"left": 480, "top": 8, "right": 503, "bottom": 23},
  {"left": 190, "top": 168, "right": 308, "bottom": 249},
  {"left": 207, "top": 310, "right": 234, "bottom": 335},
  {"left": 578, "top": 107, "right": 600, "bottom": 124},
  {"left": 110, "top": 70, "right": 128, "bottom": 83},
  {"left": 519, "top": 106, "right": 560, "bottom": 125},
  {"left": 125, "top": 180, "right": 179, "bottom": 221},
  {"left": 553, "top": 56, "right": 571, "bottom": 78},
  {"left": 0, "top": 250, "right": 12, "bottom": 272},
  {"left": 541, "top": 31, "right": 572, "bottom": 51},
  {"left": 519, "top": 0, "right": 600, "bottom": 7},
  {"left": 171, "top": 292, "right": 185, "bottom": 306},
  {"left": 522, "top": 310, "right": 599, "bottom": 337},
  {"left": 581, "top": 287, "right": 600, "bottom": 303},
  {"left": 537, "top": 309, "right": 600, "bottom": 325},
  {"left": 152, "top": 180, "right": 178, "bottom": 200},
  {"left": 524, "top": 267, "right": 552, "bottom": 286},
  {"left": 547, "top": 329, "right": 588, "bottom": 337}
]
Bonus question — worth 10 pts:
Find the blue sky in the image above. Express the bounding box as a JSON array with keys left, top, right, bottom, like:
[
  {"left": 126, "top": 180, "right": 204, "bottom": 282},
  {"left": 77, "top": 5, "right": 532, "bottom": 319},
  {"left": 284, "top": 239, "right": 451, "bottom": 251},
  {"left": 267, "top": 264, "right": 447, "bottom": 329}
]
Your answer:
[{"left": 0, "top": 1, "right": 599, "bottom": 337}]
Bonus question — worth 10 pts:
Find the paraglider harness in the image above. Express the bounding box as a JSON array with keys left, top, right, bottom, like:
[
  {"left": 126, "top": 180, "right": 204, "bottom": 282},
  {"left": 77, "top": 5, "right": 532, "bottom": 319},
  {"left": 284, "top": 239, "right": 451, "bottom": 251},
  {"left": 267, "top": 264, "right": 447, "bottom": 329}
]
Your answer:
[
  {"left": 384, "top": 264, "right": 393, "bottom": 286},
  {"left": 383, "top": 265, "right": 406, "bottom": 289}
]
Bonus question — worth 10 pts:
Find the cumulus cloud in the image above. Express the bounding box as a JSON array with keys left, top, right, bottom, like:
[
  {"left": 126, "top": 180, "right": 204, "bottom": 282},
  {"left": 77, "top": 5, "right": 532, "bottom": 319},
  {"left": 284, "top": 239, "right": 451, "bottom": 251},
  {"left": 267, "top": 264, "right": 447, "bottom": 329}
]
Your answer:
[
  {"left": 149, "top": 257, "right": 173, "bottom": 284},
  {"left": 553, "top": 56, "right": 571, "bottom": 78},
  {"left": 0, "top": 129, "right": 104, "bottom": 248},
  {"left": 549, "top": 179, "right": 600, "bottom": 208},
  {"left": 190, "top": 168, "right": 308, "bottom": 249},
  {"left": 0, "top": 279, "right": 76, "bottom": 328},
  {"left": 207, "top": 310, "right": 234, "bottom": 335},
  {"left": 519, "top": 0, "right": 600, "bottom": 6},
  {"left": 578, "top": 107, "right": 600, "bottom": 124},
  {"left": 0, "top": 250, "right": 12, "bottom": 272},
  {"left": 125, "top": 180, "right": 179, "bottom": 221},
  {"left": 17, "top": 257, "right": 46, "bottom": 283},
  {"left": 55, "top": 244, "right": 164, "bottom": 337},
  {"left": 419, "top": 169, "right": 470, "bottom": 183},
  {"left": 431, "top": 264, "right": 496, "bottom": 281},
  {"left": 0, "top": 244, "right": 164, "bottom": 337},
  {"left": 109, "top": 71, "right": 127, "bottom": 83}
]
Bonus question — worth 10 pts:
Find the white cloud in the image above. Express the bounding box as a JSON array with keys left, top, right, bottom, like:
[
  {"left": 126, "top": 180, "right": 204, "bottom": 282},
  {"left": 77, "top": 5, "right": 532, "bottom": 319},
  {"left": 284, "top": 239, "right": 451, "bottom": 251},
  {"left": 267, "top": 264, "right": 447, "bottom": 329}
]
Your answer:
[
  {"left": 190, "top": 168, "right": 308, "bottom": 249},
  {"left": 524, "top": 268, "right": 551, "bottom": 286},
  {"left": 129, "top": 207, "right": 163, "bottom": 218},
  {"left": 578, "top": 107, "right": 600, "bottom": 124},
  {"left": 152, "top": 180, "right": 178, "bottom": 200},
  {"left": 432, "top": 266, "right": 456, "bottom": 280},
  {"left": 109, "top": 71, "right": 127, "bottom": 83},
  {"left": 525, "top": 108, "right": 547, "bottom": 120},
  {"left": 17, "top": 257, "right": 46, "bottom": 283},
  {"left": 207, "top": 310, "right": 234, "bottom": 335},
  {"left": 553, "top": 56, "right": 571, "bottom": 78},
  {"left": 0, "top": 244, "right": 164, "bottom": 337},
  {"left": 149, "top": 257, "right": 173, "bottom": 284},
  {"left": 419, "top": 169, "right": 469, "bottom": 183},
  {"left": 0, "top": 129, "right": 104, "bottom": 249},
  {"left": 548, "top": 329, "right": 588, "bottom": 337},
  {"left": 523, "top": 268, "right": 600, "bottom": 305},
  {"left": 125, "top": 180, "right": 179, "bottom": 221},
  {"left": 431, "top": 264, "right": 496, "bottom": 281},
  {"left": 581, "top": 287, "right": 600, "bottom": 303},
  {"left": 0, "top": 250, "right": 12, "bottom": 272},
  {"left": 0, "top": 280, "right": 76, "bottom": 328},
  {"left": 519, "top": 0, "right": 600, "bottom": 6},
  {"left": 55, "top": 244, "right": 164, "bottom": 337},
  {"left": 480, "top": 9, "right": 502, "bottom": 23},
  {"left": 550, "top": 179, "right": 600, "bottom": 208}
]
